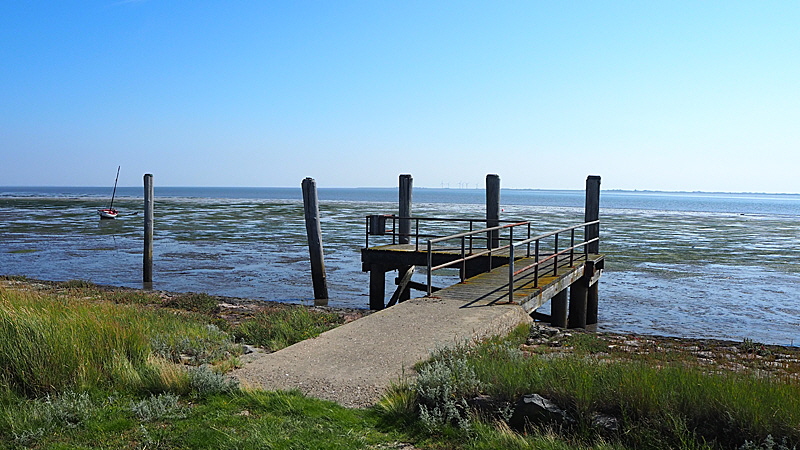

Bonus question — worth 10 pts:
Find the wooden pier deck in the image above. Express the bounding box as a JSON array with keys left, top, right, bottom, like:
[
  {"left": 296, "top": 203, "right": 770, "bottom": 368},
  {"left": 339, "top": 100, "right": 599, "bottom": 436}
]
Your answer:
[{"left": 429, "top": 252, "right": 604, "bottom": 314}]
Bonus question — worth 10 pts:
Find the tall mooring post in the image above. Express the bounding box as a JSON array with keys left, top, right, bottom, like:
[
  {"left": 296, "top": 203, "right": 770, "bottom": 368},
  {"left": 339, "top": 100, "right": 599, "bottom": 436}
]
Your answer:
[
  {"left": 486, "top": 174, "right": 500, "bottom": 249},
  {"left": 302, "top": 177, "right": 329, "bottom": 301},
  {"left": 585, "top": 175, "right": 601, "bottom": 253},
  {"left": 143, "top": 174, "right": 154, "bottom": 284},
  {"left": 397, "top": 174, "right": 414, "bottom": 302},
  {"left": 555, "top": 175, "right": 603, "bottom": 329},
  {"left": 584, "top": 175, "right": 601, "bottom": 324},
  {"left": 399, "top": 174, "right": 413, "bottom": 244}
]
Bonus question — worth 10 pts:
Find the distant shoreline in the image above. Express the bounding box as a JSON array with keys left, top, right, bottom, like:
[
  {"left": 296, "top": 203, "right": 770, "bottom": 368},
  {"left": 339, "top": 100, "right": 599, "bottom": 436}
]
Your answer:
[{"left": 3, "top": 185, "right": 800, "bottom": 196}]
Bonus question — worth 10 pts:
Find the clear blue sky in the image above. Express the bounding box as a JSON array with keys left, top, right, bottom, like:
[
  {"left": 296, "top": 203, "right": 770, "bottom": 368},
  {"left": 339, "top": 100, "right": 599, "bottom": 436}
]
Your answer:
[{"left": 1, "top": 1, "right": 798, "bottom": 193}]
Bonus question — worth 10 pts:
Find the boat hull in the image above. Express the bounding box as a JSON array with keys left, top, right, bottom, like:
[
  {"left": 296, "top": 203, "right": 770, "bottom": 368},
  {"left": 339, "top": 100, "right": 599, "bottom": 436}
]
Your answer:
[{"left": 98, "top": 209, "right": 118, "bottom": 219}]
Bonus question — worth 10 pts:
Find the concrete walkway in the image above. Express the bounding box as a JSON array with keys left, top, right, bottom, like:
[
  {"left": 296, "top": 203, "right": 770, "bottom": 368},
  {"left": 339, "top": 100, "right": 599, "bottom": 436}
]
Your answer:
[{"left": 231, "top": 294, "right": 532, "bottom": 408}]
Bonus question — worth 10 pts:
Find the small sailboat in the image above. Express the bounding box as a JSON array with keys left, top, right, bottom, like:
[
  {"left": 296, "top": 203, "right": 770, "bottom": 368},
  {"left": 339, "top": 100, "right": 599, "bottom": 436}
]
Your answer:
[{"left": 98, "top": 166, "right": 120, "bottom": 219}]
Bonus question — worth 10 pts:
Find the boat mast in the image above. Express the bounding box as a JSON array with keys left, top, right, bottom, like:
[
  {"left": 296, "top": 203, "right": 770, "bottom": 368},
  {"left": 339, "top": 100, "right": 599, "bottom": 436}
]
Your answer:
[{"left": 109, "top": 166, "right": 120, "bottom": 209}]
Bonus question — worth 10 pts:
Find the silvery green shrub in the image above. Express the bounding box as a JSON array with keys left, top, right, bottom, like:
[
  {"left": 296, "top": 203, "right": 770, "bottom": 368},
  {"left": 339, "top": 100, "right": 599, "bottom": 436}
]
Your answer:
[
  {"left": 188, "top": 365, "right": 239, "bottom": 396},
  {"left": 740, "top": 435, "right": 796, "bottom": 450},
  {"left": 130, "top": 393, "right": 186, "bottom": 421},
  {"left": 12, "top": 391, "right": 95, "bottom": 445},
  {"left": 415, "top": 350, "right": 481, "bottom": 430}
]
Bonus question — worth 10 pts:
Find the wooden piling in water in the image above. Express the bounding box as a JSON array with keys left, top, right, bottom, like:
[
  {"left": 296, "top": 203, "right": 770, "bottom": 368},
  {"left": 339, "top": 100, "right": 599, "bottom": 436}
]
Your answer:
[
  {"left": 399, "top": 174, "right": 412, "bottom": 245},
  {"left": 302, "top": 177, "right": 329, "bottom": 301},
  {"left": 584, "top": 175, "right": 601, "bottom": 325},
  {"left": 398, "top": 174, "right": 414, "bottom": 302},
  {"left": 143, "top": 174, "right": 154, "bottom": 283},
  {"left": 486, "top": 174, "right": 500, "bottom": 249},
  {"left": 585, "top": 175, "right": 601, "bottom": 254}
]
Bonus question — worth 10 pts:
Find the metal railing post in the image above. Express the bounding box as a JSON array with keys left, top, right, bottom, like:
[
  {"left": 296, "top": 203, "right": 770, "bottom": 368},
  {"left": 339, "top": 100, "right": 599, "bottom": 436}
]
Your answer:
[
  {"left": 487, "top": 229, "right": 493, "bottom": 270},
  {"left": 427, "top": 240, "right": 433, "bottom": 296},
  {"left": 508, "top": 243, "right": 515, "bottom": 302},
  {"left": 534, "top": 239, "right": 540, "bottom": 288},
  {"left": 460, "top": 236, "right": 466, "bottom": 281},
  {"left": 469, "top": 220, "right": 474, "bottom": 254},
  {"left": 570, "top": 228, "right": 575, "bottom": 266},
  {"left": 553, "top": 232, "right": 559, "bottom": 276},
  {"left": 527, "top": 222, "right": 531, "bottom": 257},
  {"left": 415, "top": 218, "right": 420, "bottom": 251}
]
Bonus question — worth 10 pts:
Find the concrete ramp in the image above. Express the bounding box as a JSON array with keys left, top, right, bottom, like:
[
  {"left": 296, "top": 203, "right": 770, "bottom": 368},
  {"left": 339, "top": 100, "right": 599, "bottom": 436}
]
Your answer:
[{"left": 231, "top": 295, "right": 531, "bottom": 408}]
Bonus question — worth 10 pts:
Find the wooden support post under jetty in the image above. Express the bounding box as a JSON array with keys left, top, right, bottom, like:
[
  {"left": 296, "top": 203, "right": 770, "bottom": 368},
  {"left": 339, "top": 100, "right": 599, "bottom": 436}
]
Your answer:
[
  {"left": 369, "top": 264, "right": 387, "bottom": 310},
  {"left": 486, "top": 174, "right": 500, "bottom": 249},
  {"left": 587, "top": 283, "right": 599, "bottom": 325},
  {"left": 302, "top": 177, "right": 329, "bottom": 302},
  {"left": 550, "top": 288, "right": 568, "bottom": 328},
  {"left": 586, "top": 259, "right": 600, "bottom": 325},
  {"left": 143, "top": 174, "right": 154, "bottom": 284},
  {"left": 568, "top": 282, "right": 588, "bottom": 329}
]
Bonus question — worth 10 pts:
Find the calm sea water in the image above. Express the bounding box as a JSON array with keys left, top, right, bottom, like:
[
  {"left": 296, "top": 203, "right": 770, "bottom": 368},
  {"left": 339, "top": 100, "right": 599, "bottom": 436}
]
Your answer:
[{"left": 1, "top": 186, "right": 799, "bottom": 345}]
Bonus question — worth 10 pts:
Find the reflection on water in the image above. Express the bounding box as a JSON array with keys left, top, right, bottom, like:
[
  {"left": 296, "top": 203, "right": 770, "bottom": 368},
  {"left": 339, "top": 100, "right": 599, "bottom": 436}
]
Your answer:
[{"left": 1, "top": 189, "right": 799, "bottom": 345}]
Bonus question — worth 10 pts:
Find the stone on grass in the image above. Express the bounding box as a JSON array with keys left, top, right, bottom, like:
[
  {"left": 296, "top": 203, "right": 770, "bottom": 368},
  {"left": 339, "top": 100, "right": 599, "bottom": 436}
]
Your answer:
[{"left": 508, "top": 394, "right": 573, "bottom": 431}]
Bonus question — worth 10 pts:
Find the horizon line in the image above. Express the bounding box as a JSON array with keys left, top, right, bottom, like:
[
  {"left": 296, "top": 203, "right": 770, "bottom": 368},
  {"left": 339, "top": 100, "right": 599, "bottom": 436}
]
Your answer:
[{"left": 2, "top": 185, "right": 799, "bottom": 197}]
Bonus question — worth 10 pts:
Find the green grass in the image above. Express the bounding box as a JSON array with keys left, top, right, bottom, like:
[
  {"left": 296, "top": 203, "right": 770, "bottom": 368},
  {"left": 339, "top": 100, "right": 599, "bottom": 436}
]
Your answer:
[
  {"left": 232, "top": 307, "right": 344, "bottom": 352},
  {"left": 0, "top": 276, "right": 32, "bottom": 282},
  {"left": 0, "top": 284, "right": 417, "bottom": 449},
  {"left": 5, "top": 280, "right": 798, "bottom": 449},
  {"left": 60, "top": 279, "right": 95, "bottom": 289},
  {"left": 0, "top": 282, "right": 423, "bottom": 449},
  {"left": 163, "top": 292, "right": 219, "bottom": 315},
  {"left": 385, "top": 324, "right": 800, "bottom": 450},
  {"left": 0, "top": 389, "right": 413, "bottom": 449},
  {"left": 0, "top": 285, "right": 240, "bottom": 397}
]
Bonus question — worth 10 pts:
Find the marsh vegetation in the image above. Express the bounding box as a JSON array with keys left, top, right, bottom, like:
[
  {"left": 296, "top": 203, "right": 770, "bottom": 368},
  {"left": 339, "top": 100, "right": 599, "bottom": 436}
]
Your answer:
[{"left": 1, "top": 278, "right": 798, "bottom": 449}]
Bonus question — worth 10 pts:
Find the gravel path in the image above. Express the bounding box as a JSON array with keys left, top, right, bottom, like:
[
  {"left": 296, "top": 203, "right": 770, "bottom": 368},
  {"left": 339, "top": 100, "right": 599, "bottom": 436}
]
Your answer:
[{"left": 231, "top": 295, "right": 532, "bottom": 408}]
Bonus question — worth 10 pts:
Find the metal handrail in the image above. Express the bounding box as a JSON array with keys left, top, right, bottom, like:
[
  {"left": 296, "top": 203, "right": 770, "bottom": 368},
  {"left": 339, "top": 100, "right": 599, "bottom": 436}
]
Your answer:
[
  {"left": 424, "top": 220, "right": 600, "bottom": 297},
  {"left": 365, "top": 214, "right": 600, "bottom": 300},
  {"left": 365, "top": 215, "right": 527, "bottom": 250},
  {"left": 425, "top": 221, "right": 530, "bottom": 295},
  {"left": 506, "top": 220, "right": 599, "bottom": 301}
]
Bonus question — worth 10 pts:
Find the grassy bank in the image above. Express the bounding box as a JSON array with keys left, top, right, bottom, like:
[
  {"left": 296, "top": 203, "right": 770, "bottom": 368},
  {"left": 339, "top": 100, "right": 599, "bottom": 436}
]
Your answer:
[
  {"left": 379, "top": 325, "right": 800, "bottom": 449},
  {"left": 1, "top": 388, "right": 409, "bottom": 449},
  {"left": 0, "top": 284, "right": 242, "bottom": 397},
  {"left": 0, "top": 276, "right": 354, "bottom": 351},
  {"left": 2, "top": 278, "right": 799, "bottom": 449},
  {"left": 0, "top": 279, "right": 394, "bottom": 449}
]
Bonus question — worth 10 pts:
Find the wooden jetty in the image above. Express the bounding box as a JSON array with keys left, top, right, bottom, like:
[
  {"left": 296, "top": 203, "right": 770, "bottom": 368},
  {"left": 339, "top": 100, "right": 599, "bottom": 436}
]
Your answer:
[
  {"left": 233, "top": 174, "right": 604, "bottom": 406},
  {"left": 360, "top": 174, "right": 604, "bottom": 329}
]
